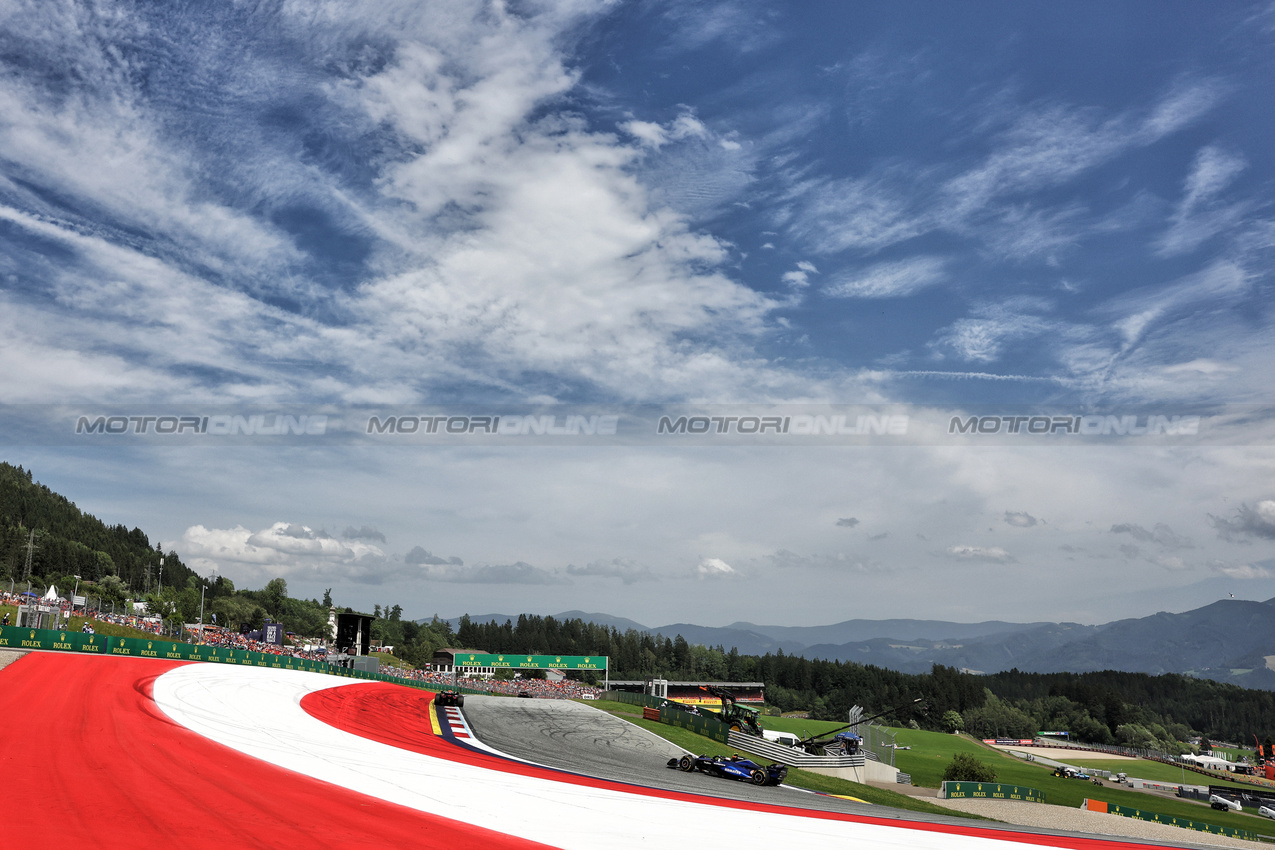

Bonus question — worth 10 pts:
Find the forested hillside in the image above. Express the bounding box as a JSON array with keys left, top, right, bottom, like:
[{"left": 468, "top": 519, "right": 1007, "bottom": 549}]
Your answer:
[{"left": 0, "top": 462, "right": 197, "bottom": 597}]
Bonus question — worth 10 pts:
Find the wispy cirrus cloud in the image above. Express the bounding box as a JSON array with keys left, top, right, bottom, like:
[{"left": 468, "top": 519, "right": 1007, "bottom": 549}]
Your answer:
[
  {"left": 1157, "top": 146, "right": 1251, "bottom": 256},
  {"left": 825, "top": 256, "right": 946, "bottom": 299},
  {"left": 0, "top": 1, "right": 812, "bottom": 406},
  {"left": 414, "top": 561, "right": 569, "bottom": 585},
  {"left": 929, "top": 302, "right": 1055, "bottom": 363},
  {"left": 1110, "top": 522, "right": 1194, "bottom": 550}
]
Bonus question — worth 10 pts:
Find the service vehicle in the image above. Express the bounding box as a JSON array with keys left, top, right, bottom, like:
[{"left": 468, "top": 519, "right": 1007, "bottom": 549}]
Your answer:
[
  {"left": 1210, "top": 794, "right": 1242, "bottom": 812},
  {"left": 434, "top": 689, "right": 464, "bottom": 707},
  {"left": 667, "top": 753, "right": 788, "bottom": 786}
]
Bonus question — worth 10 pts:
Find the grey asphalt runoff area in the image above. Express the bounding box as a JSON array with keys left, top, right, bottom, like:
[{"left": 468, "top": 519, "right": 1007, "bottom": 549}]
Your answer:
[{"left": 461, "top": 696, "right": 1253, "bottom": 850}]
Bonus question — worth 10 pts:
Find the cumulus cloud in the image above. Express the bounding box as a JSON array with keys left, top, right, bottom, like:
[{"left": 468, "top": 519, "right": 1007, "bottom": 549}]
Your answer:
[
  {"left": 836, "top": 517, "right": 860, "bottom": 528},
  {"left": 566, "top": 558, "right": 655, "bottom": 585},
  {"left": 178, "top": 522, "right": 392, "bottom": 584},
  {"left": 1004, "top": 511, "right": 1040, "bottom": 527},
  {"left": 404, "top": 546, "right": 464, "bottom": 566},
  {"left": 620, "top": 110, "right": 710, "bottom": 149},
  {"left": 342, "top": 525, "right": 387, "bottom": 543},
  {"left": 945, "top": 545, "right": 1014, "bottom": 563},
  {"left": 1210, "top": 501, "right": 1275, "bottom": 542},
  {"left": 696, "top": 557, "right": 737, "bottom": 579},
  {"left": 1209, "top": 560, "right": 1273, "bottom": 580}
]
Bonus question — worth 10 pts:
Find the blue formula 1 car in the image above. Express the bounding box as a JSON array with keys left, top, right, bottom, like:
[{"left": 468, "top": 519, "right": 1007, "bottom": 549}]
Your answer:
[{"left": 667, "top": 753, "right": 788, "bottom": 786}]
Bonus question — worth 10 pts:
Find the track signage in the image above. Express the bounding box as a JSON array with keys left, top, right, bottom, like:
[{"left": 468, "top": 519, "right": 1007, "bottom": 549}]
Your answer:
[{"left": 457, "top": 653, "right": 607, "bottom": 671}]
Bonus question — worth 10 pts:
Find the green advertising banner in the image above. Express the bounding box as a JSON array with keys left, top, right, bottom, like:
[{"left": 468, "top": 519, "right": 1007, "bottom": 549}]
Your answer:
[
  {"left": 1103, "top": 803, "right": 1256, "bottom": 840},
  {"left": 943, "top": 782, "right": 1045, "bottom": 803},
  {"left": 0, "top": 625, "right": 56, "bottom": 651},
  {"left": 659, "top": 703, "right": 731, "bottom": 743},
  {"left": 56, "top": 631, "right": 110, "bottom": 655},
  {"left": 0, "top": 624, "right": 445, "bottom": 693},
  {"left": 455, "top": 653, "right": 607, "bottom": 671}
]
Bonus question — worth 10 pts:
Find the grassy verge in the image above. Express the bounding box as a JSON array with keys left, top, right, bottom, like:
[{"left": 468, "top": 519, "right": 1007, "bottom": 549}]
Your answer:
[
  {"left": 582, "top": 700, "right": 982, "bottom": 819},
  {"left": 890, "top": 730, "right": 1275, "bottom": 838},
  {"left": 1061, "top": 756, "right": 1267, "bottom": 791}
]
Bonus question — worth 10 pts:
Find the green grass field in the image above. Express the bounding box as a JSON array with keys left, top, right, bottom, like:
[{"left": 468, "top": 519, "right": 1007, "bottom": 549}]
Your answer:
[
  {"left": 589, "top": 705, "right": 1275, "bottom": 837},
  {"left": 1060, "top": 756, "right": 1268, "bottom": 791},
  {"left": 886, "top": 730, "right": 1275, "bottom": 838}
]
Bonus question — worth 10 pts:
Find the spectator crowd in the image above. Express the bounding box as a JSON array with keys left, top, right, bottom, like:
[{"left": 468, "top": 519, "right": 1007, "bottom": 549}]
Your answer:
[{"left": 3, "top": 591, "right": 603, "bottom": 699}]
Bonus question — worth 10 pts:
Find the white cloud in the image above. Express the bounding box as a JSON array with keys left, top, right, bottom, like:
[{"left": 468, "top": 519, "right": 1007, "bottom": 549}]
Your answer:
[
  {"left": 1157, "top": 146, "right": 1250, "bottom": 256},
  {"left": 945, "top": 545, "right": 1014, "bottom": 563},
  {"left": 826, "top": 256, "right": 946, "bottom": 299},
  {"left": 621, "top": 120, "right": 670, "bottom": 148},
  {"left": 1210, "top": 561, "right": 1273, "bottom": 580},
  {"left": 696, "top": 557, "right": 737, "bottom": 579},
  {"left": 929, "top": 306, "right": 1052, "bottom": 363},
  {"left": 179, "top": 522, "right": 391, "bottom": 584}
]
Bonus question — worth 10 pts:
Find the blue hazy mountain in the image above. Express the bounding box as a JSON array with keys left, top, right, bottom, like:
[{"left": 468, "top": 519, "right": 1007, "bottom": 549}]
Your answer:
[{"left": 436, "top": 598, "right": 1275, "bottom": 690}]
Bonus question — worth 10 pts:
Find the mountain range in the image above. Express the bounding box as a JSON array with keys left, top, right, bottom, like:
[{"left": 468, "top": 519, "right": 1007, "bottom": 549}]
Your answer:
[{"left": 438, "top": 598, "right": 1275, "bottom": 690}]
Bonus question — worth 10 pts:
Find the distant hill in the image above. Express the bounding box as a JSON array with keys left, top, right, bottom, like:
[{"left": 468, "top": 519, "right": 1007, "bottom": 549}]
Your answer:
[{"left": 440, "top": 598, "right": 1275, "bottom": 690}]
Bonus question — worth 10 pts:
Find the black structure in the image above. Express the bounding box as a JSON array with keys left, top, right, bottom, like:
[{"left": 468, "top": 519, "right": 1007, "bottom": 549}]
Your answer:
[{"left": 335, "top": 611, "right": 374, "bottom": 655}]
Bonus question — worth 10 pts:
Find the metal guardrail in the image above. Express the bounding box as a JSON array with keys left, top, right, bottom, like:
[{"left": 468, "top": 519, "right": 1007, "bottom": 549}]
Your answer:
[{"left": 725, "top": 731, "right": 866, "bottom": 769}]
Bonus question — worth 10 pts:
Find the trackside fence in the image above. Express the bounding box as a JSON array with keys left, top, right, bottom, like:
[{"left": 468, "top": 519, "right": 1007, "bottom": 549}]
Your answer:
[
  {"left": 603, "top": 689, "right": 731, "bottom": 742},
  {"left": 1080, "top": 799, "right": 1258, "bottom": 842},
  {"left": 0, "top": 624, "right": 487, "bottom": 695}
]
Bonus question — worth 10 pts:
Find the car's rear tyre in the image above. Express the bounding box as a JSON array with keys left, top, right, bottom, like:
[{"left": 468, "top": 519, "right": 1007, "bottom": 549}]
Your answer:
[
  {"left": 750, "top": 769, "right": 767, "bottom": 785},
  {"left": 678, "top": 755, "right": 694, "bottom": 772}
]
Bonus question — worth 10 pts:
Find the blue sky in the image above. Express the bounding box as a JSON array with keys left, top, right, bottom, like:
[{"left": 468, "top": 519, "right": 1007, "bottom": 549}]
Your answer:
[{"left": 2, "top": 1, "right": 1274, "bottom": 628}]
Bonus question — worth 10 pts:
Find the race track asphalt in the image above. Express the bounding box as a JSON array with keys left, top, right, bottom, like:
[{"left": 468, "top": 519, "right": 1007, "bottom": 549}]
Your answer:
[
  {"left": 460, "top": 695, "right": 1233, "bottom": 850},
  {"left": 462, "top": 695, "right": 888, "bottom": 815}
]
